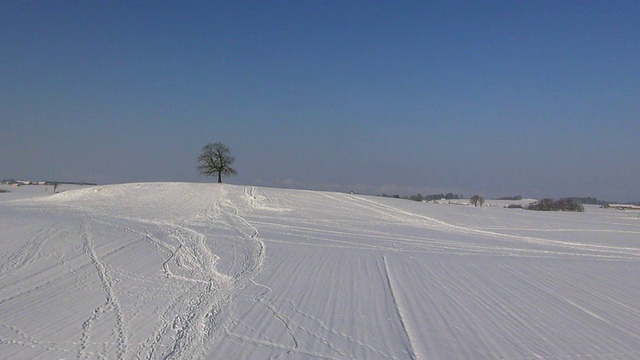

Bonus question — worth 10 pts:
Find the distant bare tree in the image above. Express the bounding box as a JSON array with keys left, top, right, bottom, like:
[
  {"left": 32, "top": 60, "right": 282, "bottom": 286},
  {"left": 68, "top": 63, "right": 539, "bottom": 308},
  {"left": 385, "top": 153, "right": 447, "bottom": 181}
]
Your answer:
[
  {"left": 197, "top": 142, "right": 237, "bottom": 183},
  {"left": 470, "top": 194, "right": 481, "bottom": 207},
  {"left": 53, "top": 182, "right": 59, "bottom": 194}
]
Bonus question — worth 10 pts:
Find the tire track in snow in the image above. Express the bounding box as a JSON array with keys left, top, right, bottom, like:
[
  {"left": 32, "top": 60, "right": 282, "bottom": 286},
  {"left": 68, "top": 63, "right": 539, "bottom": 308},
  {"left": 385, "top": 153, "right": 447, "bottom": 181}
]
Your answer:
[{"left": 381, "top": 255, "right": 418, "bottom": 360}]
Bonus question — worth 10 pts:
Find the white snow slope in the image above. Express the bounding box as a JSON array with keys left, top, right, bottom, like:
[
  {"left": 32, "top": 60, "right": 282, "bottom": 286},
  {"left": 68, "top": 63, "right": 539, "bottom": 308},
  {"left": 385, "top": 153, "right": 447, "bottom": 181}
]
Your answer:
[{"left": 1, "top": 183, "right": 639, "bottom": 359}]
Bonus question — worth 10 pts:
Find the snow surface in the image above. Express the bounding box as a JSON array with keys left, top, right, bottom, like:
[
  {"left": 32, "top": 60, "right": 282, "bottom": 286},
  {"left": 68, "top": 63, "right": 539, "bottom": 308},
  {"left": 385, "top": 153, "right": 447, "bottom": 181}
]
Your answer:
[{"left": 1, "top": 183, "right": 639, "bottom": 359}]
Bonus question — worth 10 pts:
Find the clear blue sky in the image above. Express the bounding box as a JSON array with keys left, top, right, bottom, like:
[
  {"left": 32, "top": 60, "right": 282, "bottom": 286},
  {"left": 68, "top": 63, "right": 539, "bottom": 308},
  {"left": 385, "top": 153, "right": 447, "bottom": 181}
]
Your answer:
[{"left": 2, "top": 1, "right": 638, "bottom": 201}]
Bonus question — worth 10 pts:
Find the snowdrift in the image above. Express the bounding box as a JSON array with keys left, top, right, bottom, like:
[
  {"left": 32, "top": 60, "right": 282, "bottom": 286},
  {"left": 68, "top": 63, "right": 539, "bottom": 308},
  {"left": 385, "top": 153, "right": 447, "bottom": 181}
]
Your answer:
[{"left": 1, "top": 183, "right": 639, "bottom": 359}]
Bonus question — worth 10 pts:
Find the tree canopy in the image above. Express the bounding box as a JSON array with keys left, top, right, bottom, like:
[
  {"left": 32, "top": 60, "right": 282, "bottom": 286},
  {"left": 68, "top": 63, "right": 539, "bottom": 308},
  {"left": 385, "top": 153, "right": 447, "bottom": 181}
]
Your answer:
[{"left": 197, "top": 142, "right": 237, "bottom": 183}]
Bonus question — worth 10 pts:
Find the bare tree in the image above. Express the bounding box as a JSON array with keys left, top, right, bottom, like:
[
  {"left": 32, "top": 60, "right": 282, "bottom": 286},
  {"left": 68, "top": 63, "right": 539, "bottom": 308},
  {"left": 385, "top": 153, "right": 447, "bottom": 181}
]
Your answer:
[
  {"left": 470, "top": 194, "right": 480, "bottom": 207},
  {"left": 197, "top": 142, "right": 237, "bottom": 183}
]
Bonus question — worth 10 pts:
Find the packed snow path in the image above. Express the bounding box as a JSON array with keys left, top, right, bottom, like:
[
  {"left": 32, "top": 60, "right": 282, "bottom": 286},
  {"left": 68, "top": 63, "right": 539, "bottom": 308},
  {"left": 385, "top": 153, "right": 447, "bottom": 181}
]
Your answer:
[{"left": 1, "top": 183, "right": 639, "bottom": 359}]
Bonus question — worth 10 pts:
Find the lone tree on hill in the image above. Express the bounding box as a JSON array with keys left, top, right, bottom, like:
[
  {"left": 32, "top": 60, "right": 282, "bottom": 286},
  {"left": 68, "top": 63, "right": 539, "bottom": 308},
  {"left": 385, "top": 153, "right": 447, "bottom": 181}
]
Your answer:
[{"left": 197, "top": 142, "right": 237, "bottom": 183}]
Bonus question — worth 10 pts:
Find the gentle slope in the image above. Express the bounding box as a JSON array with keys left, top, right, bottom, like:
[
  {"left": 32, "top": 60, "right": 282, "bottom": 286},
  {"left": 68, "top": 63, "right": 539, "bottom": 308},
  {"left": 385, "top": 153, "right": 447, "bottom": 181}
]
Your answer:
[{"left": 1, "top": 183, "right": 639, "bottom": 359}]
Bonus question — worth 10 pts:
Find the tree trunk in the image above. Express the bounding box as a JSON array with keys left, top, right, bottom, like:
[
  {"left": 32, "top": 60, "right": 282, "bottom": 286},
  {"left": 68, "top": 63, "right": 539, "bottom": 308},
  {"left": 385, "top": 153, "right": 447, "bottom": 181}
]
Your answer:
[{"left": 218, "top": 172, "right": 222, "bottom": 183}]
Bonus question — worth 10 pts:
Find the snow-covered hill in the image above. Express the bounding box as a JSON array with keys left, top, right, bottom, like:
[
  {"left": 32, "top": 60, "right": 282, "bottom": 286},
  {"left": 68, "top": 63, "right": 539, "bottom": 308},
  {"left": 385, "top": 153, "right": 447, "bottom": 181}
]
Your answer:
[{"left": 1, "top": 183, "right": 639, "bottom": 359}]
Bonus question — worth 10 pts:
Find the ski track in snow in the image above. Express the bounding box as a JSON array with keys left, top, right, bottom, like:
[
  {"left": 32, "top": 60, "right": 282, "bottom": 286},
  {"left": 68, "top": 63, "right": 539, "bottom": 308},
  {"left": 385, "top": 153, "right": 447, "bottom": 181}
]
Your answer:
[{"left": 1, "top": 183, "right": 640, "bottom": 359}]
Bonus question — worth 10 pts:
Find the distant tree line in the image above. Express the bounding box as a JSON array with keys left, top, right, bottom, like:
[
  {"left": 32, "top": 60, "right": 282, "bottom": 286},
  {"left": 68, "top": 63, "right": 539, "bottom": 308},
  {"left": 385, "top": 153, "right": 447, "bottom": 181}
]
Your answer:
[
  {"left": 377, "top": 189, "right": 637, "bottom": 211},
  {"left": 566, "top": 197, "right": 608, "bottom": 206},
  {"left": 505, "top": 204, "right": 523, "bottom": 209},
  {"left": 498, "top": 195, "right": 637, "bottom": 207},
  {"left": 526, "top": 198, "right": 584, "bottom": 212},
  {"left": 495, "top": 195, "right": 523, "bottom": 201},
  {"left": 380, "top": 192, "right": 464, "bottom": 202},
  {"left": 1, "top": 179, "right": 96, "bottom": 186}
]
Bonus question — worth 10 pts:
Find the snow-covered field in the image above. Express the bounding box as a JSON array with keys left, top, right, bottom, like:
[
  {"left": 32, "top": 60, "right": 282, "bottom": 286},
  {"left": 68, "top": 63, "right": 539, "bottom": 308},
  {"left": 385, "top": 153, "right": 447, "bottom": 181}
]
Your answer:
[{"left": 1, "top": 183, "right": 639, "bottom": 359}]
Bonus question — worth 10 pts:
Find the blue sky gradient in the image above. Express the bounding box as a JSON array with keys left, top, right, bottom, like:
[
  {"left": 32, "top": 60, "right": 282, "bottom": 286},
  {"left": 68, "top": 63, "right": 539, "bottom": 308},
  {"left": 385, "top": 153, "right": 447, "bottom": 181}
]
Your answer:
[{"left": 2, "top": 1, "right": 639, "bottom": 201}]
